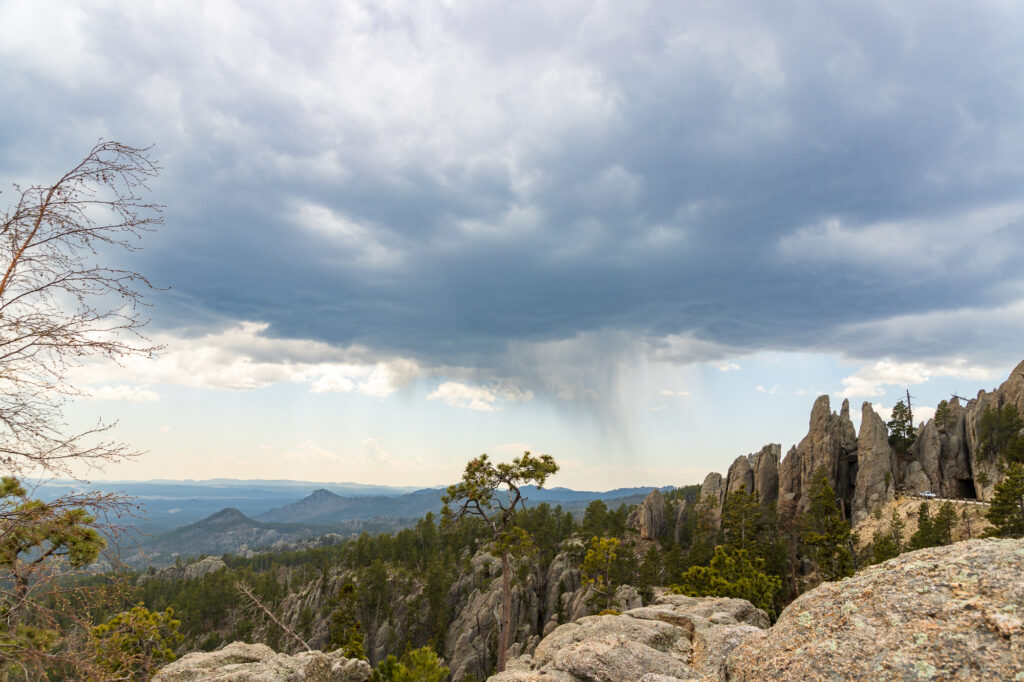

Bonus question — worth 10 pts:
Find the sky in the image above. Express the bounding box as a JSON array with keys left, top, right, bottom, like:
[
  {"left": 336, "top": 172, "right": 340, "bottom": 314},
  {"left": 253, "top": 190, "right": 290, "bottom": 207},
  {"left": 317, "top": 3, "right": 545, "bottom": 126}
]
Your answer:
[{"left": 2, "top": 1, "right": 1023, "bottom": 490}]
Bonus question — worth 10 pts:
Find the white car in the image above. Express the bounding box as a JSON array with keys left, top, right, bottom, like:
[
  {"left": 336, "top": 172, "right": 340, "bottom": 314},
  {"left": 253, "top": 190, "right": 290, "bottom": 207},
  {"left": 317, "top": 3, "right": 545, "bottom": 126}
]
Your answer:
[{"left": 921, "top": 490, "right": 937, "bottom": 499}]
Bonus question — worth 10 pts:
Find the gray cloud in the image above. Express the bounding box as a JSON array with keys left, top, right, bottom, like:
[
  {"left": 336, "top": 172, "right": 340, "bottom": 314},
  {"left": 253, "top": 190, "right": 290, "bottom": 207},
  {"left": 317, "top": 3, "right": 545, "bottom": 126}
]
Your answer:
[{"left": 2, "top": 0, "right": 1023, "bottom": 378}]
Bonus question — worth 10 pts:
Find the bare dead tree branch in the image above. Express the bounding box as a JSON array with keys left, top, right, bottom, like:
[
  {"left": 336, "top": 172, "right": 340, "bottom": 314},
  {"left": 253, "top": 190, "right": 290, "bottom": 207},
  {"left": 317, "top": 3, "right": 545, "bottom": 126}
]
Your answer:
[{"left": 237, "top": 581, "right": 312, "bottom": 652}]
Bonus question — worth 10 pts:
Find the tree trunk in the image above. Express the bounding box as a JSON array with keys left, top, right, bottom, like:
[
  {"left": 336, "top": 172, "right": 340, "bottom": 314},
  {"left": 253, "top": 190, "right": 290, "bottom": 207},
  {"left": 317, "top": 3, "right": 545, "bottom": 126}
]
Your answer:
[{"left": 498, "top": 550, "right": 512, "bottom": 672}]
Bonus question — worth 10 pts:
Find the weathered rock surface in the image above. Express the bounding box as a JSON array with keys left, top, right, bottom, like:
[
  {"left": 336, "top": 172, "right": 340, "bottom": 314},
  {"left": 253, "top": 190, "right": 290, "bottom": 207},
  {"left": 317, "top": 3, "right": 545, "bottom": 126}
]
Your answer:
[
  {"left": 699, "top": 473, "right": 725, "bottom": 524},
  {"left": 490, "top": 594, "right": 769, "bottom": 682},
  {"left": 749, "top": 443, "right": 780, "bottom": 507},
  {"left": 153, "top": 642, "right": 371, "bottom": 681},
  {"left": 850, "top": 402, "right": 895, "bottom": 524},
  {"left": 724, "top": 456, "right": 754, "bottom": 498},
  {"left": 138, "top": 556, "right": 227, "bottom": 584},
  {"left": 779, "top": 395, "right": 857, "bottom": 520},
  {"left": 726, "top": 538, "right": 1024, "bottom": 681},
  {"left": 629, "top": 489, "right": 667, "bottom": 540}
]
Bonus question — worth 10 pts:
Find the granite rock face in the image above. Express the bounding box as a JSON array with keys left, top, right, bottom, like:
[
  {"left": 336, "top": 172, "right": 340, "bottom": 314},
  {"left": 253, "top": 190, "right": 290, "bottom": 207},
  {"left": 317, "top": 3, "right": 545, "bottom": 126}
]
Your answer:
[
  {"left": 153, "top": 642, "right": 371, "bottom": 681},
  {"left": 779, "top": 395, "right": 857, "bottom": 520},
  {"left": 724, "top": 456, "right": 754, "bottom": 498},
  {"left": 628, "top": 489, "right": 667, "bottom": 540},
  {"left": 726, "top": 538, "right": 1024, "bottom": 681},
  {"left": 850, "top": 402, "right": 895, "bottom": 524},
  {"left": 749, "top": 444, "right": 780, "bottom": 508},
  {"left": 490, "top": 594, "right": 769, "bottom": 682},
  {"left": 964, "top": 358, "right": 1024, "bottom": 500},
  {"left": 698, "top": 473, "right": 725, "bottom": 525}
]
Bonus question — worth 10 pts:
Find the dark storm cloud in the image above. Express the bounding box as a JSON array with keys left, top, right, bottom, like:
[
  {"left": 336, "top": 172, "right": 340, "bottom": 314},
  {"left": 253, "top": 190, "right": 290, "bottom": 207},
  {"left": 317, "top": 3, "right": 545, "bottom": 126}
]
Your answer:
[{"left": 2, "top": 0, "right": 1023, "bottom": 370}]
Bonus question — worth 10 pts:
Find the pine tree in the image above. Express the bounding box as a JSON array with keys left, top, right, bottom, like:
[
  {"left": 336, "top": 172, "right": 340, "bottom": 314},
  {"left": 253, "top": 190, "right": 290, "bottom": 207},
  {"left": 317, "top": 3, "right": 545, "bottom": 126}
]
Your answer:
[
  {"left": 328, "top": 582, "right": 366, "bottom": 660},
  {"left": 800, "top": 467, "right": 855, "bottom": 581},
  {"left": 985, "top": 462, "right": 1024, "bottom": 538},
  {"left": 979, "top": 404, "right": 1024, "bottom": 465},
  {"left": 582, "top": 536, "right": 622, "bottom": 611},
  {"left": 909, "top": 503, "right": 937, "bottom": 549},
  {"left": 887, "top": 400, "right": 916, "bottom": 455},
  {"left": 670, "top": 546, "right": 782, "bottom": 617},
  {"left": 870, "top": 509, "right": 905, "bottom": 564},
  {"left": 721, "top": 485, "right": 762, "bottom": 552},
  {"left": 933, "top": 501, "right": 957, "bottom": 545}
]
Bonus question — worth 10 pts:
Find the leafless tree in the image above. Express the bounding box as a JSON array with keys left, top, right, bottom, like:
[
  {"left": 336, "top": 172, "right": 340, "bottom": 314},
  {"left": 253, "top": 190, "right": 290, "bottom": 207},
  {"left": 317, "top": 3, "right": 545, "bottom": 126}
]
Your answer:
[
  {"left": 0, "top": 140, "right": 163, "bottom": 477},
  {"left": 0, "top": 141, "right": 163, "bottom": 675}
]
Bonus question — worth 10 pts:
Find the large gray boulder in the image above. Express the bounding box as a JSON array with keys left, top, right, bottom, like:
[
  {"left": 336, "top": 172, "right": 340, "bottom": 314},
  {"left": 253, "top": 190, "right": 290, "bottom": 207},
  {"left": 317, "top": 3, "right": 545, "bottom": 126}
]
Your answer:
[
  {"left": 850, "top": 402, "right": 895, "bottom": 524},
  {"left": 491, "top": 594, "right": 769, "bottom": 682},
  {"left": 726, "top": 538, "right": 1024, "bottom": 681},
  {"left": 153, "top": 642, "right": 371, "bottom": 681}
]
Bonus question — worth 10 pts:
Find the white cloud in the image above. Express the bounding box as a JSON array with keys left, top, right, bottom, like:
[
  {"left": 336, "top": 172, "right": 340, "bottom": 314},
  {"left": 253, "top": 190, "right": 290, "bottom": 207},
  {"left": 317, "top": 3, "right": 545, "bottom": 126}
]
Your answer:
[
  {"left": 713, "top": 361, "right": 742, "bottom": 372},
  {"left": 361, "top": 438, "right": 391, "bottom": 464},
  {"left": 838, "top": 358, "right": 998, "bottom": 399},
  {"left": 870, "top": 403, "right": 936, "bottom": 426},
  {"left": 292, "top": 201, "right": 403, "bottom": 267},
  {"left": 659, "top": 389, "right": 691, "bottom": 397},
  {"left": 778, "top": 202, "right": 1024, "bottom": 274},
  {"left": 282, "top": 440, "right": 340, "bottom": 464},
  {"left": 755, "top": 385, "right": 779, "bottom": 394},
  {"left": 426, "top": 381, "right": 533, "bottom": 412},
  {"left": 72, "top": 321, "right": 423, "bottom": 398}
]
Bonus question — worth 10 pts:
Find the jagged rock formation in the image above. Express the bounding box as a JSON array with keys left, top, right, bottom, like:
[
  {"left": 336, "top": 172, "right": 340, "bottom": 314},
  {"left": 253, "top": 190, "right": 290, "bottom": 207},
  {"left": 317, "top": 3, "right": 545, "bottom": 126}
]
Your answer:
[
  {"left": 779, "top": 396, "right": 858, "bottom": 520},
  {"left": 443, "top": 543, "right": 630, "bottom": 681},
  {"left": 750, "top": 443, "right": 780, "bottom": 507},
  {"left": 726, "top": 538, "right": 1024, "bottom": 681},
  {"left": 491, "top": 593, "right": 769, "bottom": 682},
  {"left": 697, "top": 358, "right": 1024, "bottom": 531},
  {"left": 698, "top": 473, "right": 725, "bottom": 524},
  {"left": 153, "top": 642, "right": 371, "bottom": 681},
  {"left": 627, "top": 489, "right": 667, "bottom": 540},
  {"left": 673, "top": 497, "right": 689, "bottom": 544},
  {"left": 850, "top": 401, "right": 895, "bottom": 523}
]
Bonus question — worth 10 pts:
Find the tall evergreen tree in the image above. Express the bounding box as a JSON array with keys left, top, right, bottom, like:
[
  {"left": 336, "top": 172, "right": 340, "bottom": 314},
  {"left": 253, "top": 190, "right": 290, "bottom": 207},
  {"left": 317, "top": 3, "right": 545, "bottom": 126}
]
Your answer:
[
  {"left": 887, "top": 400, "right": 916, "bottom": 455},
  {"left": 800, "top": 467, "right": 855, "bottom": 582},
  {"left": 985, "top": 462, "right": 1024, "bottom": 537}
]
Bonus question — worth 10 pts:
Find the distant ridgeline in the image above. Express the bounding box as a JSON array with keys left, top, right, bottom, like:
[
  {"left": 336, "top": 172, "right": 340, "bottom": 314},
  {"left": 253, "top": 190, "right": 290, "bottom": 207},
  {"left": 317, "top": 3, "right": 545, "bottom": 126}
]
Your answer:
[{"left": 689, "top": 358, "right": 1024, "bottom": 529}]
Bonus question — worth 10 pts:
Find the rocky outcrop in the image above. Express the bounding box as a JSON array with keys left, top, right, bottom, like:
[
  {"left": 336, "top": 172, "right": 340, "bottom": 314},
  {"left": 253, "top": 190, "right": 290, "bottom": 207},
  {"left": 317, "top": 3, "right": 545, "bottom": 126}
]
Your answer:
[
  {"left": 673, "top": 498, "right": 689, "bottom": 544},
  {"left": 153, "top": 642, "right": 371, "bottom": 681},
  {"left": 491, "top": 593, "right": 769, "bottom": 682},
  {"left": 850, "top": 402, "right": 895, "bottom": 524},
  {"left": 906, "top": 397, "right": 972, "bottom": 498},
  {"left": 138, "top": 556, "right": 226, "bottom": 584},
  {"left": 628, "top": 489, "right": 667, "bottom": 540},
  {"left": 698, "top": 473, "right": 725, "bottom": 524},
  {"left": 964, "top": 358, "right": 1024, "bottom": 500},
  {"left": 749, "top": 444, "right": 780, "bottom": 507},
  {"left": 726, "top": 538, "right": 1024, "bottom": 681},
  {"left": 724, "top": 456, "right": 754, "bottom": 498},
  {"left": 779, "top": 396, "right": 857, "bottom": 520}
]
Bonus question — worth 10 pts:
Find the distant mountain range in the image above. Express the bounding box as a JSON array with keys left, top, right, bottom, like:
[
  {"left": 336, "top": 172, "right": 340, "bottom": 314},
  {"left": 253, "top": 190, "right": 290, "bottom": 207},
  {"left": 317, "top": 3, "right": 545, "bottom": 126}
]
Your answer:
[
  {"left": 257, "top": 485, "right": 666, "bottom": 524},
  {"left": 122, "top": 482, "right": 669, "bottom": 566},
  {"left": 31, "top": 478, "right": 428, "bottom": 534}
]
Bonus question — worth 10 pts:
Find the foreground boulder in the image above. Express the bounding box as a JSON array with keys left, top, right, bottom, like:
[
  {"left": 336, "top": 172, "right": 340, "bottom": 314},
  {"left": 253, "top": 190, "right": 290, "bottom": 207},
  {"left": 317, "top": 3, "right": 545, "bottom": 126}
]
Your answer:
[
  {"left": 153, "top": 642, "right": 371, "bottom": 681},
  {"left": 490, "top": 594, "right": 769, "bottom": 681},
  {"left": 727, "top": 538, "right": 1024, "bottom": 681}
]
